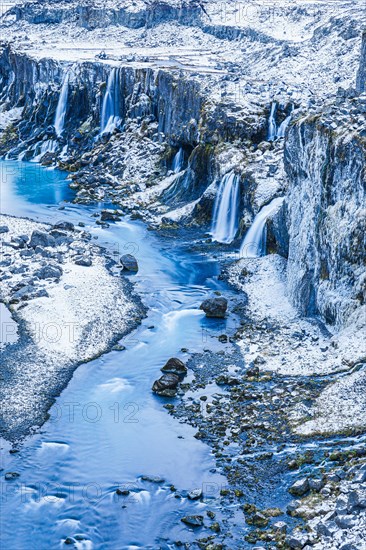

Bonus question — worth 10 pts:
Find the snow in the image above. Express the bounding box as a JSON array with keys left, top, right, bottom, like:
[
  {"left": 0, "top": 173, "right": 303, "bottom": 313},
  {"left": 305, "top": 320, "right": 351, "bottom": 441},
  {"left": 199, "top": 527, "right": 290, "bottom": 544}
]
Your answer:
[
  {"left": 229, "top": 255, "right": 366, "bottom": 378},
  {"left": 0, "top": 213, "right": 138, "bottom": 438}
]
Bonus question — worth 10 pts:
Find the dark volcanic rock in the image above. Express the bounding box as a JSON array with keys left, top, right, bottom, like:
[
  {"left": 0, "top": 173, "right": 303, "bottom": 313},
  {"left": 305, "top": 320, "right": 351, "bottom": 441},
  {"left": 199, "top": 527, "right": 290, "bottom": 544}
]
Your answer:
[
  {"left": 200, "top": 297, "right": 228, "bottom": 318},
  {"left": 120, "top": 254, "right": 138, "bottom": 272},
  {"left": 161, "top": 357, "right": 187, "bottom": 376},
  {"left": 289, "top": 478, "right": 309, "bottom": 496},
  {"left": 152, "top": 373, "right": 179, "bottom": 397},
  {"left": 181, "top": 515, "right": 204, "bottom": 527},
  {"left": 29, "top": 230, "right": 56, "bottom": 248},
  {"left": 35, "top": 264, "right": 63, "bottom": 279},
  {"left": 74, "top": 256, "right": 92, "bottom": 266},
  {"left": 0, "top": 225, "right": 9, "bottom": 233},
  {"left": 53, "top": 221, "right": 75, "bottom": 231}
]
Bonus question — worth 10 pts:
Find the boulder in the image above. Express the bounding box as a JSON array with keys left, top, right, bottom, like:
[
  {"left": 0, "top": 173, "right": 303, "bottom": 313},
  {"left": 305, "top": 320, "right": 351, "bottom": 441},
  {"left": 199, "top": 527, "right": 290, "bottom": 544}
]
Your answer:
[
  {"left": 152, "top": 373, "right": 180, "bottom": 397},
  {"left": 53, "top": 221, "right": 74, "bottom": 231},
  {"left": 181, "top": 515, "right": 204, "bottom": 527},
  {"left": 161, "top": 357, "right": 187, "bottom": 376},
  {"left": 120, "top": 254, "right": 138, "bottom": 272},
  {"left": 200, "top": 297, "right": 227, "bottom": 318},
  {"left": 29, "top": 230, "right": 56, "bottom": 248},
  {"left": 187, "top": 488, "right": 202, "bottom": 500},
  {"left": 0, "top": 225, "right": 9, "bottom": 233},
  {"left": 35, "top": 265, "right": 63, "bottom": 279},
  {"left": 289, "top": 478, "right": 309, "bottom": 496},
  {"left": 101, "top": 210, "right": 121, "bottom": 222},
  {"left": 75, "top": 256, "right": 92, "bottom": 267}
]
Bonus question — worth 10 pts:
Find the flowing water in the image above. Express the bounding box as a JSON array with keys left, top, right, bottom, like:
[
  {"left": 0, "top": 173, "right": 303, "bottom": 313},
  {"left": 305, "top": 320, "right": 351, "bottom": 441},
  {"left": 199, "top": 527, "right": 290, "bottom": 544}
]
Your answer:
[
  {"left": 211, "top": 172, "right": 240, "bottom": 244},
  {"left": 100, "top": 68, "right": 122, "bottom": 135},
  {"left": 240, "top": 197, "right": 284, "bottom": 258},
  {"left": 267, "top": 102, "right": 277, "bottom": 142},
  {"left": 0, "top": 160, "right": 234, "bottom": 549},
  {"left": 54, "top": 74, "right": 69, "bottom": 137},
  {"left": 172, "top": 148, "right": 184, "bottom": 173},
  {"left": 277, "top": 105, "right": 294, "bottom": 139}
]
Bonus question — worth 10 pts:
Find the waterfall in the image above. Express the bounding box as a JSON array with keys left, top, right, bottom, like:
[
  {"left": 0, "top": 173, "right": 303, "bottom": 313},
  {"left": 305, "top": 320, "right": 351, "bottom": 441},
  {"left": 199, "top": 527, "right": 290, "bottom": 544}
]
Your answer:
[
  {"left": 100, "top": 68, "right": 121, "bottom": 134},
  {"left": 32, "top": 140, "right": 57, "bottom": 162},
  {"left": 211, "top": 172, "right": 240, "bottom": 244},
  {"left": 240, "top": 197, "right": 284, "bottom": 258},
  {"left": 172, "top": 148, "right": 184, "bottom": 173},
  {"left": 277, "top": 105, "right": 294, "bottom": 138},
  {"left": 267, "top": 102, "right": 277, "bottom": 142},
  {"left": 54, "top": 74, "right": 69, "bottom": 137}
]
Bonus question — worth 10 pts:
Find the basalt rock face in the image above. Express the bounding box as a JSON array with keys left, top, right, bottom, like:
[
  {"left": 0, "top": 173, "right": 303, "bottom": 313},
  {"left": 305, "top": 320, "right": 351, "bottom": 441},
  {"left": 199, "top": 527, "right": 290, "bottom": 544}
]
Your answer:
[
  {"left": 284, "top": 103, "right": 366, "bottom": 326},
  {"left": 356, "top": 30, "right": 366, "bottom": 93},
  {"left": 9, "top": 0, "right": 203, "bottom": 30}
]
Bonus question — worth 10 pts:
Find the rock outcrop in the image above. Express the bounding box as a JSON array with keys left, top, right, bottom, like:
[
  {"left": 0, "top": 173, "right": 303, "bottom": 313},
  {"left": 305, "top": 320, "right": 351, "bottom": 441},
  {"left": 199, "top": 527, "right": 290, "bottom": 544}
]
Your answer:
[
  {"left": 284, "top": 100, "right": 366, "bottom": 326},
  {"left": 356, "top": 30, "right": 366, "bottom": 93}
]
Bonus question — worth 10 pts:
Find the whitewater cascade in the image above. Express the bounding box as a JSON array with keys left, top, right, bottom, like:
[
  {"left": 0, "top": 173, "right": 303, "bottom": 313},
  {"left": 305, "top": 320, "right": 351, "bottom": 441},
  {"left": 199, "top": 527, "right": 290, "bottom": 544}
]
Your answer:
[
  {"left": 277, "top": 104, "right": 294, "bottom": 138},
  {"left": 240, "top": 197, "right": 284, "bottom": 258},
  {"left": 267, "top": 102, "right": 277, "bottom": 141},
  {"left": 32, "top": 140, "right": 57, "bottom": 162},
  {"left": 100, "top": 68, "right": 122, "bottom": 134},
  {"left": 211, "top": 172, "right": 240, "bottom": 244},
  {"left": 172, "top": 148, "right": 184, "bottom": 173},
  {"left": 54, "top": 74, "right": 69, "bottom": 137}
]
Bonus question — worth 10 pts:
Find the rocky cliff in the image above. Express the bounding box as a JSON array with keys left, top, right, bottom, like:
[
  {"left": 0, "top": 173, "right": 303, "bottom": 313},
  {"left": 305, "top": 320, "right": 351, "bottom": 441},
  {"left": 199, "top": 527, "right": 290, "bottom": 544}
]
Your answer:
[
  {"left": 284, "top": 100, "right": 366, "bottom": 326},
  {"left": 356, "top": 30, "right": 366, "bottom": 93}
]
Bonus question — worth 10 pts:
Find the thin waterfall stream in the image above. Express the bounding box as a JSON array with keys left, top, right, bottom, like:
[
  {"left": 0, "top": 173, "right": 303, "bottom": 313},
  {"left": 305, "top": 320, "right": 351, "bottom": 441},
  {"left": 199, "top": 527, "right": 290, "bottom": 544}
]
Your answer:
[
  {"left": 211, "top": 172, "right": 240, "bottom": 244},
  {"left": 240, "top": 197, "right": 284, "bottom": 258}
]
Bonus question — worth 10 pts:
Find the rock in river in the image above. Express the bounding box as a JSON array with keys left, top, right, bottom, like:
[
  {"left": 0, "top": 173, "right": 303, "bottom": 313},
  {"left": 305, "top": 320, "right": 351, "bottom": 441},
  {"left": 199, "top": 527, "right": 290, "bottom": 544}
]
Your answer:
[
  {"left": 120, "top": 254, "right": 138, "bottom": 272},
  {"left": 289, "top": 477, "right": 309, "bottom": 496},
  {"left": 200, "top": 297, "right": 227, "bottom": 318},
  {"left": 152, "top": 373, "right": 180, "bottom": 397},
  {"left": 181, "top": 515, "right": 204, "bottom": 527},
  {"left": 161, "top": 357, "right": 187, "bottom": 376}
]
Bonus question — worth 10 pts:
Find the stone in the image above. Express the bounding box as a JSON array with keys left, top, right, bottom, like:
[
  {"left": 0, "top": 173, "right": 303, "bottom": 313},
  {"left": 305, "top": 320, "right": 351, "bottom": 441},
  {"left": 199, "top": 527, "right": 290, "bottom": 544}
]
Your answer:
[
  {"left": 286, "top": 533, "right": 309, "bottom": 549},
  {"left": 246, "top": 365, "right": 259, "bottom": 377},
  {"left": 4, "top": 472, "right": 20, "bottom": 480},
  {"left": 116, "top": 488, "right": 130, "bottom": 495},
  {"left": 0, "top": 225, "right": 9, "bottom": 233},
  {"left": 308, "top": 477, "right": 325, "bottom": 492},
  {"left": 161, "top": 357, "right": 187, "bottom": 376},
  {"left": 101, "top": 210, "right": 121, "bottom": 222},
  {"left": 35, "top": 264, "right": 63, "bottom": 279},
  {"left": 29, "top": 230, "right": 56, "bottom": 248},
  {"left": 75, "top": 256, "right": 92, "bottom": 267},
  {"left": 53, "top": 221, "right": 74, "bottom": 231},
  {"left": 181, "top": 515, "right": 204, "bottom": 527},
  {"left": 200, "top": 297, "right": 227, "bottom": 318},
  {"left": 335, "top": 514, "right": 356, "bottom": 529},
  {"left": 120, "top": 254, "right": 138, "bottom": 272},
  {"left": 141, "top": 475, "right": 164, "bottom": 483},
  {"left": 289, "top": 478, "right": 309, "bottom": 496},
  {"left": 187, "top": 488, "right": 202, "bottom": 500},
  {"left": 152, "top": 373, "right": 180, "bottom": 397}
]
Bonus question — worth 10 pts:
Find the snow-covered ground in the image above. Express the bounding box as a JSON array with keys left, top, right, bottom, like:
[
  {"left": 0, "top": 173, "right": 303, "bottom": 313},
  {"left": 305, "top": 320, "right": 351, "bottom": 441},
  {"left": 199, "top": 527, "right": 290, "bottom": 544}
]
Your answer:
[
  {"left": 0, "top": 214, "right": 139, "bottom": 439},
  {"left": 228, "top": 254, "right": 366, "bottom": 435}
]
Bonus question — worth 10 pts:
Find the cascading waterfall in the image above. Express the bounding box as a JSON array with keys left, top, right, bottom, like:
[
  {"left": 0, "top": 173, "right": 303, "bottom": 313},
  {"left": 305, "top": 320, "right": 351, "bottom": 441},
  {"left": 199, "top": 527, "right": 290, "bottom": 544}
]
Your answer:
[
  {"left": 211, "top": 172, "right": 240, "bottom": 244},
  {"left": 277, "top": 104, "right": 294, "bottom": 138},
  {"left": 172, "top": 148, "right": 184, "bottom": 173},
  {"left": 54, "top": 73, "right": 69, "bottom": 137},
  {"left": 267, "top": 102, "right": 277, "bottom": 141},
  {"left": 240, "top": 196, "right": 284, "bottom": 258},
  {"left": 100, "top": 68, "right": 121, "bottom": 134},
  {"left": 32, "top": 140, "right": 57, "bottom": 162}
]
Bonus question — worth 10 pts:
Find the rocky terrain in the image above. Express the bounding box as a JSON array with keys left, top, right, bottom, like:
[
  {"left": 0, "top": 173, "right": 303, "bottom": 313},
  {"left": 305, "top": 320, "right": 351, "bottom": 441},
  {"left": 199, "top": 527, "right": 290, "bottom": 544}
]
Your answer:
[{"left": 0, "top": 0, "right": 365, "bottom": 548}]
